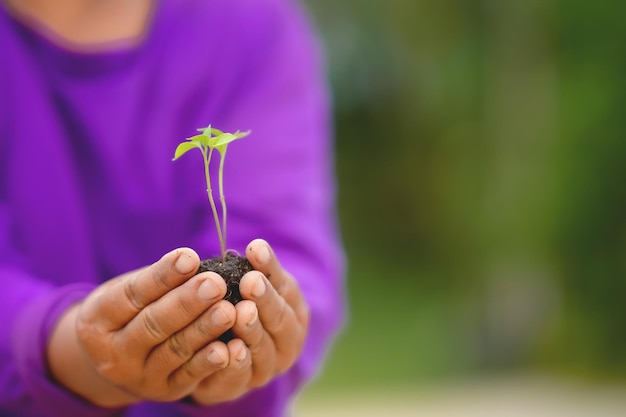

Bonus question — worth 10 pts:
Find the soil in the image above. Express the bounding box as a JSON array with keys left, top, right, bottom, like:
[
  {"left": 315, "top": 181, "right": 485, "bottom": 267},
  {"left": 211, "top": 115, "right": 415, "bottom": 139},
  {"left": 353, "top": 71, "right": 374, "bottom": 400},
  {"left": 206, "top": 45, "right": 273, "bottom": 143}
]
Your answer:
[{"left": 196, "top": 252, "right": 253, "bottom": 342}]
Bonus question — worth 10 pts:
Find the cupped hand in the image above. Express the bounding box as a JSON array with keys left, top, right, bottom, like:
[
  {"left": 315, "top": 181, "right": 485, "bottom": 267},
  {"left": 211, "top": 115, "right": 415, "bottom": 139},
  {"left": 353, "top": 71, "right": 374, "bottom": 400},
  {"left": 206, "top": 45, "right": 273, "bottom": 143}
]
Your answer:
[
  {"left": 47, "top": 248, "right": 238, "bottom": 407},
  {"left": 190, "top": 239, "right": 310, "bottom": 405}
]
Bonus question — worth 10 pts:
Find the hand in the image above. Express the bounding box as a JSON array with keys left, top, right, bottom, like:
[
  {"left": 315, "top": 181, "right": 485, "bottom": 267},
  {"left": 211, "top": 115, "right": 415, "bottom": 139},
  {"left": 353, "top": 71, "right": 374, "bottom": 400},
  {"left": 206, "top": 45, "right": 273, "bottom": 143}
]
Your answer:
[
  {"left": 190, "top": 239, "right": 310, "bottom": 405},
  {"left": 47, "top": 248, "right": 237, "bottom": 407}
]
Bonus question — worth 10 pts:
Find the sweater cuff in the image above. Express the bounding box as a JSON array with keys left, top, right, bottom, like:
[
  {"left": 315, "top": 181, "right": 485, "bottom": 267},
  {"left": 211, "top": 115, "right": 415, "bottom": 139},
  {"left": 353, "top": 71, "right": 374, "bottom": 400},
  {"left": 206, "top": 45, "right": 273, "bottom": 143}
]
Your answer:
[{"left": 12, "top": 283, "right": 125, "bottom": 417}]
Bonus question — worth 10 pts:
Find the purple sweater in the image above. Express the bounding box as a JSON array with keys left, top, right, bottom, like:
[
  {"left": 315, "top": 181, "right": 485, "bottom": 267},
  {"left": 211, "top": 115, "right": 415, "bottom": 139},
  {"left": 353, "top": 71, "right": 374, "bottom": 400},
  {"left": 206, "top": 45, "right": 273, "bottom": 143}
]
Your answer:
[{"left": 0, "top": 0, "right": 345, "bottom": 416}]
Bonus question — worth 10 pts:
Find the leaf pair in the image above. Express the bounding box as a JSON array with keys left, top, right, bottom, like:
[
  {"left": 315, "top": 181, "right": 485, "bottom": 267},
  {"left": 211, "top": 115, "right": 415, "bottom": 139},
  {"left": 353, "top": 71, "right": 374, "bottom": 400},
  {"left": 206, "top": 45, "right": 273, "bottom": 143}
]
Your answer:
[{"left": 173, "top": 126, "right": 250, "bottom": 161}]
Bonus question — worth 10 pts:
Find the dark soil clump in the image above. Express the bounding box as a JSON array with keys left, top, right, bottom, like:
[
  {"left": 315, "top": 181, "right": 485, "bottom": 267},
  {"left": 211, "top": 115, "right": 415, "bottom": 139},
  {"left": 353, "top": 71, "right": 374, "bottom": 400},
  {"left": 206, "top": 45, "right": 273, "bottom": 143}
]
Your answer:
[{"left": 196, "top": 253, "right": 253, "bottom": 342}]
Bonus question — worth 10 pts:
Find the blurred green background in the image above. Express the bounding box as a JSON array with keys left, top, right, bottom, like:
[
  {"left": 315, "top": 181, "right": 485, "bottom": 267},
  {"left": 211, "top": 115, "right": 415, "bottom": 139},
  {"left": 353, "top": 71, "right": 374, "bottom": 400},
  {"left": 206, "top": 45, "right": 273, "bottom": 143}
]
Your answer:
[{"left": 302, "top": 0, "right": 626, "bottom": 395}]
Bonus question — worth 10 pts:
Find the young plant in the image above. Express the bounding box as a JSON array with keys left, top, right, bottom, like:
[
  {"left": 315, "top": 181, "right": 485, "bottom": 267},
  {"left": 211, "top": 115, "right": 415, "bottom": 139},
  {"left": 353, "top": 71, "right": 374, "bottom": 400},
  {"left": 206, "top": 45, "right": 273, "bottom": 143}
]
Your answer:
[
  {"left": 173, "top": 125, "right": 250, "bottom": 260},
  {"left": 173, "top": 125, "right": 251, "bottom": 341}
]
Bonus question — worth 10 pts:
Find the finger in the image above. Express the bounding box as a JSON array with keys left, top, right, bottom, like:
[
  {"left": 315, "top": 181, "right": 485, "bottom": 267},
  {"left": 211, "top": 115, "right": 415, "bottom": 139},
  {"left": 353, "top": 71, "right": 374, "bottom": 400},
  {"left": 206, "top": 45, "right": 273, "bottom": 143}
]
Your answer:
[
  {"left": 192, "top": 339, "right": 252, "bottom": 405},
  {"left": 122, "top": 272, "right": 228, "bottom": 351},
  {"left": 147, "top": 300, "right": 236, "bottom": 370},
  {"left": 232, "top": 300, "right": 275, "bottom": 388},
  {"left": 167, "top": 341, "right": 230, "bottom": 392},
  {"left": 245, "top": 240, "right": 308, "bottom": 324},
  {"left": 239, "top": 271, "right": 303, "bottom": 372},
  {"left": 246, "top": 239, "right": 285, "bottom": 294},
  {"left": 86, "top": 248, "right": 201, "bottom": 331}
]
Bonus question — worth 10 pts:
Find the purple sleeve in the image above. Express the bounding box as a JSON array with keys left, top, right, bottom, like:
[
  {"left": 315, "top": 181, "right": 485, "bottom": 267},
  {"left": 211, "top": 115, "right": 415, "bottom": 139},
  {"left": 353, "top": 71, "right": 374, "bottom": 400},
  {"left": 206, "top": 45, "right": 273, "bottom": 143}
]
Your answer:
[{"left": 0, "top": 223, "right": 122, "bottom": 415}]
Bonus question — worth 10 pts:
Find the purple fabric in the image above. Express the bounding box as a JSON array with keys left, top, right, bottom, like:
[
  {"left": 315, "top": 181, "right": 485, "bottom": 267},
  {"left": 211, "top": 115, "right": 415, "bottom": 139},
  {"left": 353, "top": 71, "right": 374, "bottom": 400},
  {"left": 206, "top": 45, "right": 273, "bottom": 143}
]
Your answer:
[{"left": 0, "top": 0, "right": 345, "bottom": 416}]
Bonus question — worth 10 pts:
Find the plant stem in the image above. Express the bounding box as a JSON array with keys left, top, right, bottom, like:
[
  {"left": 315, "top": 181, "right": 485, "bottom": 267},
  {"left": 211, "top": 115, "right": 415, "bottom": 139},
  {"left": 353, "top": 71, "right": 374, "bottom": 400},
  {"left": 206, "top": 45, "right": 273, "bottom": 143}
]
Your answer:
[
  {"left": 203, "top": 147, "right": 225, "bottom": 258},
  {"left": 218, "top": 148, "right": 228, "bottom": 261}
]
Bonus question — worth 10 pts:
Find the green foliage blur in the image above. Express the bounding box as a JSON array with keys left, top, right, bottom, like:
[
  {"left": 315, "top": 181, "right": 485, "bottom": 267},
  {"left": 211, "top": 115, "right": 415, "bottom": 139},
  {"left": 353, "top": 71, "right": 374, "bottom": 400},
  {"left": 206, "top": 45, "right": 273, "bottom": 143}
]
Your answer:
[{"left": 303, "top": 0, "right": 626, "bottom": 391}]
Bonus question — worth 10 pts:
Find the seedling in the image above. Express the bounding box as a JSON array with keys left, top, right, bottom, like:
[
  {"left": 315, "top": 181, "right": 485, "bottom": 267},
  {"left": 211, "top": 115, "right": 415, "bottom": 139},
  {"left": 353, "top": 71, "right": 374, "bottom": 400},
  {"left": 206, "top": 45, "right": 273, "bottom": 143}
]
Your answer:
[
  {"left": 173, "top": 125, "right": 250, "bottom": 260},
  {"left": 173, "top": 125, "right": 252, "bottom": 341}
]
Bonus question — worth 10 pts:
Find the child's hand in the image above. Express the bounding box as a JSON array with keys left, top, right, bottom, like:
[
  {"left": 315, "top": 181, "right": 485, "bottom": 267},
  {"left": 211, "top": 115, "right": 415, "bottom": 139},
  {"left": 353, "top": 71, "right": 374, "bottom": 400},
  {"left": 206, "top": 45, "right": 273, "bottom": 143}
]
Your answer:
[
  {"left": 189, "top": 239, "right": 310, "bottom": 405},
  {"left": 47, "top": 248, "right": 237, "bottom": 406}
]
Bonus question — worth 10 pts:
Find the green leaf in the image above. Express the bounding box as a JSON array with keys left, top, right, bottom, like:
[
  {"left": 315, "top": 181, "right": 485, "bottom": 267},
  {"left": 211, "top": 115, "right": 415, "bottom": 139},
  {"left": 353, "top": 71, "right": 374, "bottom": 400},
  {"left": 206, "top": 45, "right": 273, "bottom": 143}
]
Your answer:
[
  {"left": 234, "top": 130, "right": 251, "bottom": 138},
  {"left": 212, "top": 130, "right": 250, "bottom": 148},
  {"left": 173, "top": 140, "right": 202, "bottom": 160},
  {"left": 186, "top": 133, "right": 210, "bottom": 147},
  {"left": 212, "top": 133, "right": 236, "bottom": 148},
  {"left": 210, "top": 127, "right": 224, "bottom": 136}
]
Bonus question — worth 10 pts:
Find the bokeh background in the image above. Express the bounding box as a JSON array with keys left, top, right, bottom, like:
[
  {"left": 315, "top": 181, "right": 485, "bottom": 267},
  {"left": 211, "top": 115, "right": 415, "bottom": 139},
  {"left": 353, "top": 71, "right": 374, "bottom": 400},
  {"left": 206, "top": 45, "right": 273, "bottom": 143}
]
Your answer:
[{"left": 298, "top": 0, "right": 626, "bottom": 411}]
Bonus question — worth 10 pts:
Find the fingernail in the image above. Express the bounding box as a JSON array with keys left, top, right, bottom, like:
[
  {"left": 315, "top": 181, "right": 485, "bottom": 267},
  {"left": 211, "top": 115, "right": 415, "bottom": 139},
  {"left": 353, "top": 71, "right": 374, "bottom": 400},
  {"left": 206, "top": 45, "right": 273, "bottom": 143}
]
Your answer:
[
  {"left": 175, "top": 252, "right": 195, "bottom": 273},
  {"left": 197, "top": 279, "right": 217, "bottom": 300},
  {"left": 208, "top": 349, "right": 225, "bottom": 366},
  {"left": 256, "top": 244, "right": 270, "bottom": 265},
  {"left": 252, "top": 275, "right": 266, "bottom": 298},
  {"left": 211, "top": 308, "right": 230, "bottom": 326},
  {"left": 236, "top": 346, "right": 247, "bottom": 362}
]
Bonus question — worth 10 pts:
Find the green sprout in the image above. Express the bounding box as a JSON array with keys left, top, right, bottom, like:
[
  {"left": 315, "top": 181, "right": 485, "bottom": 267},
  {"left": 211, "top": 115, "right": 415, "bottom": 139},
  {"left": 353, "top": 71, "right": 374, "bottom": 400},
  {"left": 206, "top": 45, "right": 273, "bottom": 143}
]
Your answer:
[{"left": 173, "top": 125, "right": 250, "bottom": 260}]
